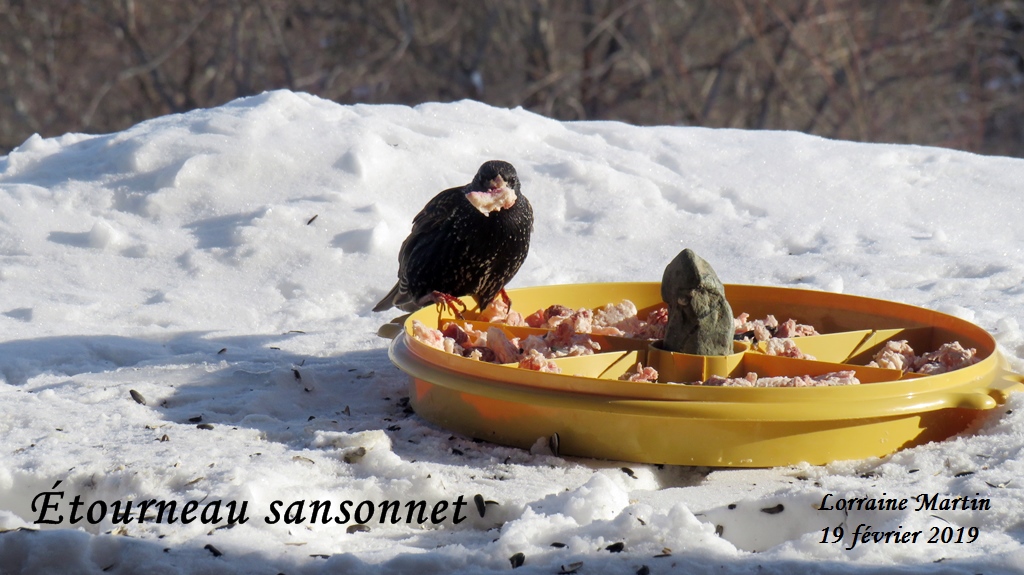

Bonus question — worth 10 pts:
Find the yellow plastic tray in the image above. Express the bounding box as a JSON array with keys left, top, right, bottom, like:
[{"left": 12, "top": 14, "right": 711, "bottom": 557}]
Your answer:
[{"left": 385, "top": 283, "right": 1024, "bottom": 467}]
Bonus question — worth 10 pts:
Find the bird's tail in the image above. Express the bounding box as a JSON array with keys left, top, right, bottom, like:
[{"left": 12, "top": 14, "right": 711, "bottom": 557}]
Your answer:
[{"left": 372, "top": 282, "right": 402, "bottom": 312}]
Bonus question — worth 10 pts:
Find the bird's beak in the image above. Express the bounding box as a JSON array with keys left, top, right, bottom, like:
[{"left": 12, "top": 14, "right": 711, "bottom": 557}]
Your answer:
[{"left": 486, "top": 175, "right": 505, "bottom": 190}]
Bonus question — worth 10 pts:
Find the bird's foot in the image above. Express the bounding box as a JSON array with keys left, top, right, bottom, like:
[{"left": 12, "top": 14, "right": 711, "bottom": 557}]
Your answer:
[
  {"left": 500, "top": 288, "right": 512, "bottom": 310},
  {"left": 432, "top": 291, "right": 467, "bottom": 319}
]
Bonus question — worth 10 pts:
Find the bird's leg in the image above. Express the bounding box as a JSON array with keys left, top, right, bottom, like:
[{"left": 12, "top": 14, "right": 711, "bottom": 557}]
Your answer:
[
  {"left": 432, "top": 291, "right": 467, "bottom": 319},
  {"left": 500, "top": 288, "right": 512, "bottom": 310}
]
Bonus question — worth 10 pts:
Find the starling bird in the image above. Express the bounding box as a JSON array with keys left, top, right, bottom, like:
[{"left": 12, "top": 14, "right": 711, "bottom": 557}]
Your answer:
[{"left": 373, "top": 160, "right": 533, "bottom": 315}]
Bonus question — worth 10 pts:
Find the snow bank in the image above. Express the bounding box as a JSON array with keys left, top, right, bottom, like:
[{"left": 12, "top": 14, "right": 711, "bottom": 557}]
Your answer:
[{"left": 1, "top": 90, "right": 1023, "bottom": 573}]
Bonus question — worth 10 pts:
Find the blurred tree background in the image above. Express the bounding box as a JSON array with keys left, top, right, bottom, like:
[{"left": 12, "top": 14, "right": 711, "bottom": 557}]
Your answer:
[{"left": 1, "top": 0, "right": 1022, "bottom": 156}]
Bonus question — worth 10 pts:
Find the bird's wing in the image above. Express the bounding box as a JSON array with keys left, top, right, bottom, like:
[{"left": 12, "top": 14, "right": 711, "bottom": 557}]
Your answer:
[{"left": 397, "top": 186, "right": 465, "bottom": 277}]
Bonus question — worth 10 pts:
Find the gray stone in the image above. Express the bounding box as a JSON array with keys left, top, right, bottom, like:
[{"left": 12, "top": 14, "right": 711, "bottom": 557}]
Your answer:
[{"left": 660, "top": 249, "right": 734, "bottom": 355}]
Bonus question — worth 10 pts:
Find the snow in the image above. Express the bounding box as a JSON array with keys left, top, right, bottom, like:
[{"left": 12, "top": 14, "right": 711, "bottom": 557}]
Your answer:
[{"left": 1, "top": 90, "right": 1023, "bottom": 574}]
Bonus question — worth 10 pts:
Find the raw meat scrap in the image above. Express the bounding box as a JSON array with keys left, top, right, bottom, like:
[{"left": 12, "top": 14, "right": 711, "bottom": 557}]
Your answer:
[
  {"left": 702, "top": 373, "right": 758, "bottom": 387},
  {"left": 734, "top": 313, "right": 778, "bottom": 342},
  {"left": 594, "top": 300, "right": 638, "bottom": 328},
  {"left": 867, "top": 340, "right": 916, "bottom": 371},
  {"left": 413, "top": 320, "right": 466, "bottom": 355},
  {"left": 560, "top": 337, "right": 601, "bottom": 357},
  {"left": 775, "top": 318, "right": 820, "bottom": 338},
  {"left": 915, "top": 341, "right": 979, "bottom": 374},
  {"left": 734, "top": 314, "right": 818, "bottom": 343},
  {"left": 764, "top": 337, "right": 815, "bottom": 360},
  {"left": 477, "top": 297, "right": 509, "bottom": 322},
  {"left": 867, "top": 340, "right": 979, "bottom": 374},
  {"left": 618, "top": 363, "right": 659, "bottom": 383},
  {"left": 465, "top": 184, "right": 517, "bottom": 215},
  {"left": 416, "top": 313, "right": 602, "bottom": 370},
  {"left": 412, "top": 320, "right": 445, "bottom": 348},
  {"left": 524, "top": 308, "right": 547, "bottom": 328},
  {"left": 485, "top": 327, "right": 521, "bottom": 364},
  {"left": 518, "top": 349, "right": 561, "bottom": 373},
  {"left": 592, "top": 300, "right": 667, "bottom": 339},
  {"left": 693, "top": 370, "right": 860, "bottom": 387},
  {"left": 518, "top": 334, "right": 551, "bottom": 356},
  {"left": 515, "top": 300, "right": 665, "bottom": 340},
  {"left": 439, "top": 321, "right": 487, "bottom": 347},
  {"left": 478, "top": 298, "right": 527, "bottom": 326},
  {"left": 757, "top": 371, "right": 860, "bottom": 387},
  {"left": 523, "top": 305, "right": 593, "bottom": 333},
  {"left": 441, "top": 322, "right": 469, "bottom": 346},
  {"left": 522, "top": 326, "right": 600, "bottom": 358},
  {"left": 563, "top": 308, "right": 594, "bottom": 334},
  {"left": 640, "top": 307, "right": 669, "bottom": 340},
  {"left": 529, "top": 304, "right": 573, "bottom": 328}
]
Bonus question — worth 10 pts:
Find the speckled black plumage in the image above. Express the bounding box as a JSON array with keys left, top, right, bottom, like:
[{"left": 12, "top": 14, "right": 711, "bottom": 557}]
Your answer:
[{"left": 373, "top": 160, "right": 533, "bottom": 313}]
